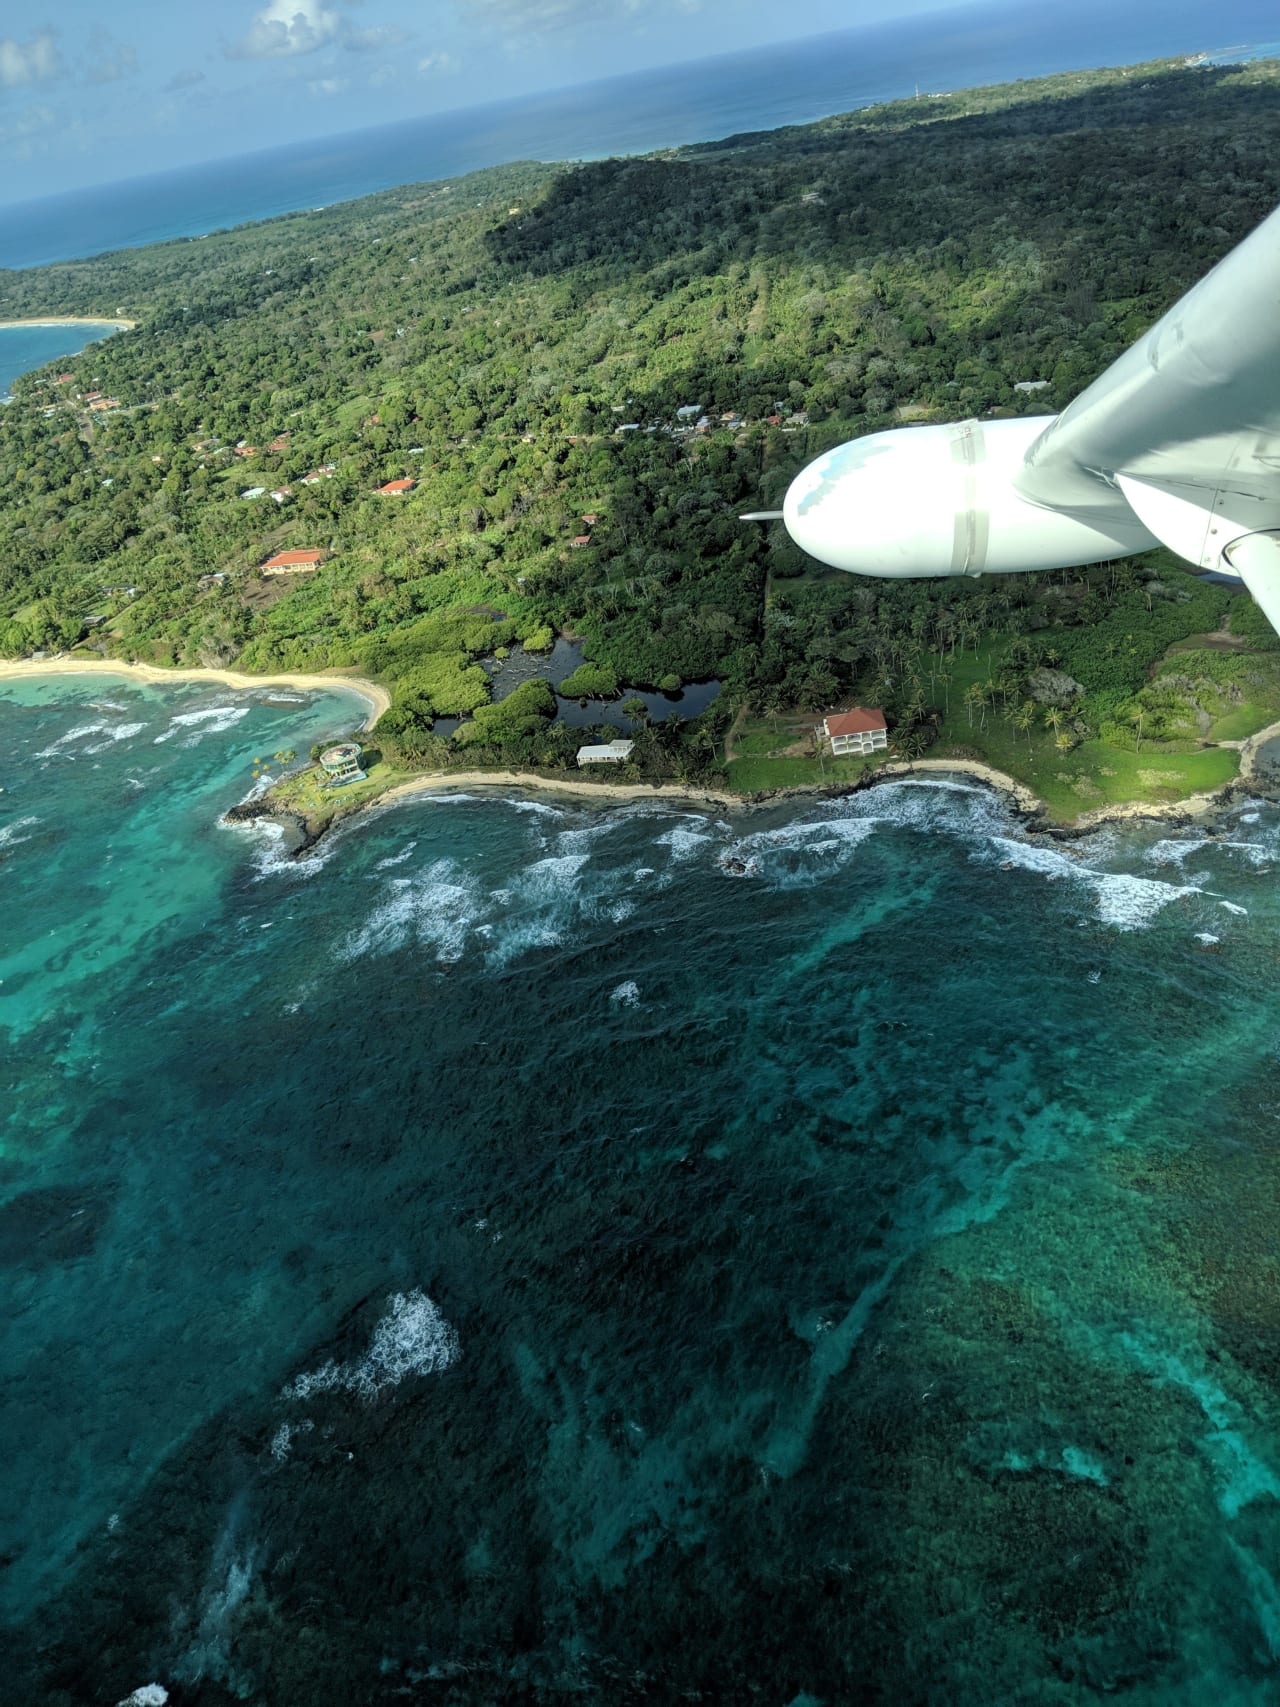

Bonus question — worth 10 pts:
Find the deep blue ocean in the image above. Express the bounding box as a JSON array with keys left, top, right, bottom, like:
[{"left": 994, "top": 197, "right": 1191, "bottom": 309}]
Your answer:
[
  {"left": 1, "top": 0, "right": 1278, "bottom": 269},
  {"left": 5, "top": 671, "right": 1280, "bottom": 1702}
]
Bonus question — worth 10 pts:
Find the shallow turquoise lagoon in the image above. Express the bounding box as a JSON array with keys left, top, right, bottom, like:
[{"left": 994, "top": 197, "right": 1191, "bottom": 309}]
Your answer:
[{"left": 4, "top": 675, "right": 1280, "bottom": 1704}]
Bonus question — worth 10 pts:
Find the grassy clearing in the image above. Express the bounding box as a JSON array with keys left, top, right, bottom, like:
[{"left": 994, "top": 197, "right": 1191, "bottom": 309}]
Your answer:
[
  {"left": 722, "top": 640, "right": 1253, "bottom": 819},
  {"left": 726, "top": 711, "right": 883, "bottom": 792},
  {"left": 728, "top": 751, "right": 882, "bottom": 792},
  {"left": 266, "top": 752, "right": 414, "bottom": 829}
]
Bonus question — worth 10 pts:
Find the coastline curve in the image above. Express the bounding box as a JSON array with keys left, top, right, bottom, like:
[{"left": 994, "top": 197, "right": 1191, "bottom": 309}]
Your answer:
[{"left": 0, "top": 657, "right": 389, "bottom": 731}]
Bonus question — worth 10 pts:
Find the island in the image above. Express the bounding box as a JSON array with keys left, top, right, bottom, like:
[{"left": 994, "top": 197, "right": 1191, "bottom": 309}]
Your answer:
[{"left": 5, "top": 54, "right": 1280, "bottom": 830}]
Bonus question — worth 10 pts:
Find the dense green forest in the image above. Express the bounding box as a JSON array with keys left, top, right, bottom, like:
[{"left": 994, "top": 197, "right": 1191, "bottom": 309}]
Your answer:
[{"left": 3, "top": 55, "right": 1280, "bottom": 791}]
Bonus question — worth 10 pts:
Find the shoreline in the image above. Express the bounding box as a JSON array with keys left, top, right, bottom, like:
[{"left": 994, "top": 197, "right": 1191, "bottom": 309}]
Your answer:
[
  {"left": 0, "top": 317, "right": 136, "bottom": 331},
  {"left": 4, "top": 656, "right": 1277, "bottom": 836},
  {"left": 275, "top": 728, "right": 1280, "bottom": 853},
  {"left": 375, "top": 770, "right": 744, "bottom": 812},
  {"left": 0, "top": 656, "right": 389, "bottom": 731}
]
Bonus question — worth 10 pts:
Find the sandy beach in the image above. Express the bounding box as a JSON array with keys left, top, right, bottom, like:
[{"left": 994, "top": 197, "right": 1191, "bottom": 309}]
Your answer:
[
  {"left": 0, "top": 317, "right": 135, "bottom": 331},
  {"left": 374, "top": 769, "right": 744, "bottom": 812},
  {"left": 0, "top": 657, "right": 389, "bottom": 730}
]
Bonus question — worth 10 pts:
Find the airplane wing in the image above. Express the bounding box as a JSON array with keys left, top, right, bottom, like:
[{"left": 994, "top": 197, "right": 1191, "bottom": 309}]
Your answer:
[{"left": 1014, "top": 200, "right": 1280, "bottom": 608}]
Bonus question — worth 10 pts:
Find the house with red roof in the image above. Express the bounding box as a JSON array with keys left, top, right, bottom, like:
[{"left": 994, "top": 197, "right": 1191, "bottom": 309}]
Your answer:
[
  {"left": 261, "top": 548, "right": 326, "bottom": 575},
  {"left": 822, "top": 707, "right": 888, "bottom": 756},
  {"left": 376, "top": 477, "right": 416, "bottom": 495}
]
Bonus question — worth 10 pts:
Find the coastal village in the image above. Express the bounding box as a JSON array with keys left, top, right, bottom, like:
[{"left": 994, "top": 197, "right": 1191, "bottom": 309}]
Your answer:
[
  {"left": 8, "top": 56, "right": 1280, "bottom": 827},
  {"left": 11, "top": 350, "right": 1279, "bottom": 821}
]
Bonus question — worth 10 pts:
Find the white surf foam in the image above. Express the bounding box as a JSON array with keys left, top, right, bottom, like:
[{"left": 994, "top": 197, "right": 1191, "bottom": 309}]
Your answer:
[
  {"left": 341, "top": 860, "right": 482, "bottom": 963},
  {"left": 35, "top": 722, "right": 104, "bottom": 756},
  {"left": 655, "top": 819, "right": 716, "bottom": 860},
  {"left": 1092, "top": 871, "right": 1197, "bottom": 930},
  {"left": 375, "top": 842, "right": 418, "bottom": 868},
  {"left": 0, "top": 815, "right": 39, "bottom": 851},
  {"left": 1220, "top": 900, "right": 1249, "bottom": 916},
  {"left": 283, "top": 1290, "right": 459, "bottom": 1402},
  {"left": 1145, "top": 835, "right": 1209, "bottom": 867},
  {"left": 154, "top": 706, "right": 249, "bottom": 743},
  {"left": 718, "top": 816, "right": 878, "bottom": 884},
  {"left": 988, "top": 835, "right": 1199, "bottom": 930},
  {"left": 83, "top": 723, "right": 148, "bottom": 753},
  {"left": 610, "top": 979, "right": 641, "bottom": 1005}
]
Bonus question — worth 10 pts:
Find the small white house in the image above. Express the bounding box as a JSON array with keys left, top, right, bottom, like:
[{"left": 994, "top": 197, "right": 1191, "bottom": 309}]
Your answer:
[
  {"left": 822, "top": 708, "right": 888, "bottom": 756},
  {"left": 577, "top": 739, "right": 635, "bottom": 766}
]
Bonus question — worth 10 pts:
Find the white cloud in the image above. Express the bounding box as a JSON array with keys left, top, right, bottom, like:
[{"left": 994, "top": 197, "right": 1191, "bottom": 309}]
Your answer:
[
  {"left": 86, "top": 31, "right": 138, "bottom": 86},
  {"left": 0, "top": 31, "right": 61, "bottom": 88},
  {"left": 309, "top": 74, "right": 349, "bottom": 94},
  {"left": 0, "top": 102, "right": 57, "bottom": 159},
  {"left": 0, "top": 102, "right": 55, "bottom": 141},
  {"left": 163, "top": 68, "right": 206, "bottom": 92},
  {"left": 346, "top": 24, "right": 407, "bottom": 51},
  {"left": 417, "top": 51, "right": 460, "bottom": 74},
  {"left": 233, "top": 0, "right": 340, "bottom": 60}
]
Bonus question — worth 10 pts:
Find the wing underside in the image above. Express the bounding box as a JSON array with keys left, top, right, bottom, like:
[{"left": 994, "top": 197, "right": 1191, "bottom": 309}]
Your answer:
[{"left": 1014, "top": 202, "right": 1280, "bottom": 600}]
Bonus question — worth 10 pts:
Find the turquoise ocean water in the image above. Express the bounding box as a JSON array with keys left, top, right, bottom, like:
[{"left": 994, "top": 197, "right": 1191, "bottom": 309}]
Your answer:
[
  {"left": 5, "top": 673, "right": 1280, "bottom": 1703},
  {"left": 0, "top": 324, "right": 125, "bottom": 403}
]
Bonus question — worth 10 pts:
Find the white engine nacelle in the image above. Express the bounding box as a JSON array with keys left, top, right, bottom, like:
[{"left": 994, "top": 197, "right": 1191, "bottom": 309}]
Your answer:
[{"left": 782, "top": 417, "right": 1158, "bottom": 579}]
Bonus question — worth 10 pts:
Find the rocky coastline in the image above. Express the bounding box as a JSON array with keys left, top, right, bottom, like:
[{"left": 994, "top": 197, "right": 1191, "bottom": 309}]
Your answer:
[{"left": 225, "top": 717, "right": 1280, "bottom": 861}]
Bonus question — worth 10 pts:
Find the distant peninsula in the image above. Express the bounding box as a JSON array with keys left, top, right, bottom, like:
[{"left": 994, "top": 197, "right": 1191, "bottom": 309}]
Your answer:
[{"left": 5, "top": 54, "right": 1280, "bottom": 825}]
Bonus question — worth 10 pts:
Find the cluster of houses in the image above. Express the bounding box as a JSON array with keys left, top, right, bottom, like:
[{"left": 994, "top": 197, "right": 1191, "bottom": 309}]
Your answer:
[{"left": 668, "top": 402, "right": 809, "bottom": 439}]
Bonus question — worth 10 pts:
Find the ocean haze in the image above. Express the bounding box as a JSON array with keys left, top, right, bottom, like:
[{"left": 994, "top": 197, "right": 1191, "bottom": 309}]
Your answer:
[{"left": 2, "top": 0, "right": 1277, "bottom": 269}]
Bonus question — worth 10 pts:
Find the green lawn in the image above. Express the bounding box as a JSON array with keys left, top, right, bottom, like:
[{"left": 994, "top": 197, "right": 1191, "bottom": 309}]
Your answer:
[
  {"left": 727, "top": 751, "right": 882, "bottom": 791},
  {"left": 723, "top": 640, "right": 1250, "bottom": 818}
]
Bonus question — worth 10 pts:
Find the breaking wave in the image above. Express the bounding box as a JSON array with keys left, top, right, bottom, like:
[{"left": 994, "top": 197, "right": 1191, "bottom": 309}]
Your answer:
[
  {"left": 987, "top": 835, "right": 1200, "bottom": 930},
  {"left": 154, "top": 706, "right": 249, "bottom": 743},
  {"left": 283, "top": 1291, "right": 460, "bottom": 1402},
  {"left": 0, "top": 815, "right": 40, "bottom": 852}
]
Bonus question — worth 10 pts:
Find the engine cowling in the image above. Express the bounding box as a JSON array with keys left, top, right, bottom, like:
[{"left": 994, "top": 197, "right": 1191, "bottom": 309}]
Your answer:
[{"left": 782, "top": 417, "right": 1157, "bottom": 578}]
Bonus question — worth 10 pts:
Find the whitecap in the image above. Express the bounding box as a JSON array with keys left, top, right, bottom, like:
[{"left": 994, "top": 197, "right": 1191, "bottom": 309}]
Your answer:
[
  {"left": 375, "top": 842, "right": 418, "bottom": 868},
  {"left": 718, "top": 816, "right": 877, "bottom": 885},
  {"left": 1145, "top": 835, "right": 1209, "bottom": 867},
  {"left": 1220, "top": 901, "right": 1249, "bottom": 916},
  {"left": 83, "top": 716, "right": 148, "bottom": 751},
  {"left": 230, "top": 819, "right": 321, "bottom": 882},
  {"left": 1196, "top": 933, "right": 1221, "bottom": 945},
  {"left": 115, "top": 1688, "right": 168, "bottom": 1707},
  {"left": 0, "top": 815, "right": 39, "bottom": 851},
  {"left": 987, "top": 835, "right": 1199, "bottom": 930},
  {"left": 1092, "top": 871, "right": 1197, "bottom": 931},
  {"left": 610, "top": 979, "right": 641, "bottom": 1006},
  {"left": 519, "top": 851, "right": 590, "bottom": 899},
  {"left": 341, "top": 860, "right": 481, "bottom": 962},
  {"left": 1220, "top": 840, "right": 1274, "bottom": 867},
  {"left": 35, "top": 722, "right": 104, "bottom": 756},
  {"left": 655, "top": 822, "right": 715, "bottom": 862},
  {"left": 154, "top": 706, "right": 249, "bottom": 743},
  {"left": 283, "top": 1291, "right": 459, "bottom": 1402}
]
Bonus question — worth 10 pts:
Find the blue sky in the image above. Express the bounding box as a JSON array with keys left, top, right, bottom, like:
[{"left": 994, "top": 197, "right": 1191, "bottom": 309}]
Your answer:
[{"left": 1, "top": 0, "right": 982, "bottom": 199}]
